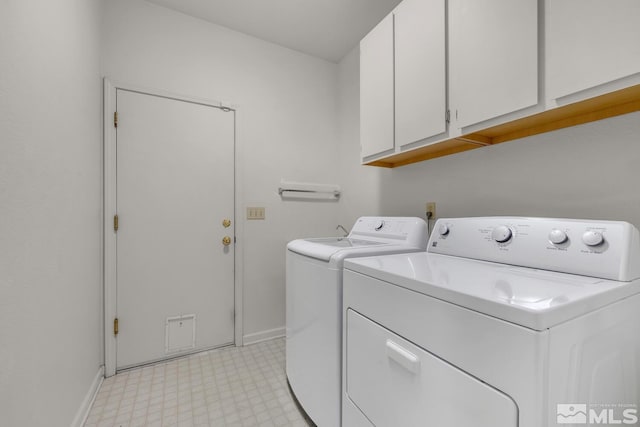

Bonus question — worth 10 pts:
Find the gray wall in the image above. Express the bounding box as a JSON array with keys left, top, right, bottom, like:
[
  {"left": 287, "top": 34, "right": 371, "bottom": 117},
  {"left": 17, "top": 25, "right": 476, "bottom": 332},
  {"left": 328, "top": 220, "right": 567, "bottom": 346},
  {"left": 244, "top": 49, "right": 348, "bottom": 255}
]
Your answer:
[{"left": 0, "top": 0, "right": 103, "bottom": 425}]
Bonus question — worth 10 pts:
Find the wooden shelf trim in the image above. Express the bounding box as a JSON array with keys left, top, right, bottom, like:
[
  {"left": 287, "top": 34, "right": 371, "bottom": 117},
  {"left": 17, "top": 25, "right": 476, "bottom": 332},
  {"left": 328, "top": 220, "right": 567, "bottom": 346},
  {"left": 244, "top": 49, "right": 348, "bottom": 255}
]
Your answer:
[{"left": 365, "top": 84, "right": 640, "bottom": 168}]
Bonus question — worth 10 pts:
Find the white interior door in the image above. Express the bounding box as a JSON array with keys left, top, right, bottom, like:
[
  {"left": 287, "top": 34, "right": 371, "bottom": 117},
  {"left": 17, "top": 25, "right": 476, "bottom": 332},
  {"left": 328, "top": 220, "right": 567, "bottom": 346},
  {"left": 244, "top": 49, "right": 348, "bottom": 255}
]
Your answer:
[{"left": 115, "top": 89, "right": 235, "bottom": 370}]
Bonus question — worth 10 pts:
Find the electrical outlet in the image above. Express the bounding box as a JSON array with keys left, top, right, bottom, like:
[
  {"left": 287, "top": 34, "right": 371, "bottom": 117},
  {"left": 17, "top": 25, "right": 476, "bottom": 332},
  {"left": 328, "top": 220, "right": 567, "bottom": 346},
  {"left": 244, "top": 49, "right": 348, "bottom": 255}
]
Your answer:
[
  {"left": 426, "top": 202, "right": 436, "bottom": 220},
  {"left": 247, "top": 207, "right": 265, "bottom": 220}
]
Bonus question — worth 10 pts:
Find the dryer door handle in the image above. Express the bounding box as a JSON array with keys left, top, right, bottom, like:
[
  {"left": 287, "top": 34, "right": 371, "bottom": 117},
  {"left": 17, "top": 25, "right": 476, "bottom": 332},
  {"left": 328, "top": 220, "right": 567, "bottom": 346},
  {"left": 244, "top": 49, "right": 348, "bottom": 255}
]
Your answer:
[{"left": 386, "top": 339, "right": 420, "bottom": 374}]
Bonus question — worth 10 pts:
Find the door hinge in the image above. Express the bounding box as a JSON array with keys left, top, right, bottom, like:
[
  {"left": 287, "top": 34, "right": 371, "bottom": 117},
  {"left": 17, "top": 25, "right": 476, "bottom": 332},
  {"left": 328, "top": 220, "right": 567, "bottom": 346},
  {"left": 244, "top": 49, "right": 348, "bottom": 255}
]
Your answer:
[
  {"left": 113, "top": 318, "right": 119, "bottom": 336},
  {"left": 114, "top": 111, "right": 118, "bottom": 128},
  {"left": 113, "top": 214, "right": 119, "bottom": 232},
  {"left": 445, "top": 109, "right": 451, "bottom": 124}
]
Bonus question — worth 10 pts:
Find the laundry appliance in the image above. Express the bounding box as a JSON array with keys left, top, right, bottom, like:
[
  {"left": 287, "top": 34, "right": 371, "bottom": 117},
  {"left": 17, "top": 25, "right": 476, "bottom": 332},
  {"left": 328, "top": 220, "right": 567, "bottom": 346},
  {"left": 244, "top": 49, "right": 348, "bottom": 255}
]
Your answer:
[
  {"left": 342, "top": 217, "right": 640, "bottom": 427},
  {"left": 286, "top": 216, "right": 428, "bottom": 426}
]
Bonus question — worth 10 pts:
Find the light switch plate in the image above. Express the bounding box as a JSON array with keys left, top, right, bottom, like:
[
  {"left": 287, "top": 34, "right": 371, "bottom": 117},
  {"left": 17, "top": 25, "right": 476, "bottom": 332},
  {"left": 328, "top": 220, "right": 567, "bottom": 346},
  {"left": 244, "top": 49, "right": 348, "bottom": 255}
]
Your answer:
[{"left": 247, "top": 207, "right": 265, "bottom": 220}]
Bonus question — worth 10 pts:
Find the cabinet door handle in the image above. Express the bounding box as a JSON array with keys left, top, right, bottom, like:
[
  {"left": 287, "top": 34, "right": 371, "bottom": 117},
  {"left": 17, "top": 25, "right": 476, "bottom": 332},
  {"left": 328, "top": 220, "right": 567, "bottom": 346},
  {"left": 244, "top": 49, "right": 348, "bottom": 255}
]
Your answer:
[{"left": 386, "top": 339, "right": 420, "bottom": 374}]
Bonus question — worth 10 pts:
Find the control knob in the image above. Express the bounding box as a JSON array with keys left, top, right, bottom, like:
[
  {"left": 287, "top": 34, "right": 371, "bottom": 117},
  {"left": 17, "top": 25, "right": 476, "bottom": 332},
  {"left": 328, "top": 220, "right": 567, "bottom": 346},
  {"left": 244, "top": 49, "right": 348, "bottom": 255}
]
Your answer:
[
  {"left": 438, "top": 224, "right": 450, "bottom": 236},
  {"left": 548, "top": 229, "right": 568, "bottom": 244},
  {"left": 582, "top": 230, "right": 604, "bottom": 246},
  {"left": 492, "top": 225, "right": 513, "bottom": 243},
  {"left": 374, "top": 220, "right": 385, "bottom": 231}
]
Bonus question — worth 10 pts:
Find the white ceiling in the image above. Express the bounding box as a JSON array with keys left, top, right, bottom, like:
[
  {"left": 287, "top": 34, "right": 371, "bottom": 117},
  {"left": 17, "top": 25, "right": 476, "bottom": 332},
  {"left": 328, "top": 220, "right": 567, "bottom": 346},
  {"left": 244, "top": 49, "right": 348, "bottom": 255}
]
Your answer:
[{"left": 145, "top": 0, "right": 402, "bottom": 63}]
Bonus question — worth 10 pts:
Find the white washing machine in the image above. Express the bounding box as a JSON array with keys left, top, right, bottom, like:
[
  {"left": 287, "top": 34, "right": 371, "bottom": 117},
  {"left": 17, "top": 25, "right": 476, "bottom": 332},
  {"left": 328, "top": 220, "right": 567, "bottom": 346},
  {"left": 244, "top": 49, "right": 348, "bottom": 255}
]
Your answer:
[
  {"left": 342, "top": 217, "right": 640, "bottom": 427},
  {"left": 286, "top": 216, "right": 427, "bottom": 427}
]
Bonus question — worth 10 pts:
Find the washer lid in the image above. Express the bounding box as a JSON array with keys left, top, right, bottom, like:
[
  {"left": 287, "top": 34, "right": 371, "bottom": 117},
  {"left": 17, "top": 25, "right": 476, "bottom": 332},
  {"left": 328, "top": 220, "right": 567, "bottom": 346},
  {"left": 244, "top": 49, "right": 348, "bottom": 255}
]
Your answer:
[
  {"left": 304, "top": 237, "right": 386, "bottom": 248},
  {"left": 287, "top": 238, "right": 388, "bottom": 262},
  {"left": 345, "top": 252, "right": 640, "bottom": 330},
  {"left": 286, "top": 216, "right": 428, "bottom": 265}
]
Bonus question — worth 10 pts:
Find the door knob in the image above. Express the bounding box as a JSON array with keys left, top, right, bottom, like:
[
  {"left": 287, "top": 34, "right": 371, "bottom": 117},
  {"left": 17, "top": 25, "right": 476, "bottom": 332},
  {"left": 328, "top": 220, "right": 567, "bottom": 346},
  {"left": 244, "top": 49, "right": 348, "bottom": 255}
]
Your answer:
[
  {"left": 222, "top": 236, "right": 232, "bottom": 246},
  {"left": 222, "top": 219, "right": 231, "bottom": 228}
]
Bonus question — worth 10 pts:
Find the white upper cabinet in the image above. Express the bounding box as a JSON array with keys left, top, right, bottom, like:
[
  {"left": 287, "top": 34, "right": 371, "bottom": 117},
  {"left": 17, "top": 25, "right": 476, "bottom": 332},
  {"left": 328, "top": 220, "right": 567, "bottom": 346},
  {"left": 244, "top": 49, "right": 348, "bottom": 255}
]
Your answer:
[
  {"left": 360, "top": 0, "right": 446, "bottom": 161},
  {"left": 395, "top": 0, "right": 446, "bottom": 148},
  {"left": 449, "top": 0, "right": 539, "bottom": 130},
  {"left": 359, "top": 0, "right": 639, "bottom": 167},
  {"left": 360, "top": 14, "right": 394, "bottom": 159},
  {"left": 546, "top": 0, "right": 640, "bottom": 104}
]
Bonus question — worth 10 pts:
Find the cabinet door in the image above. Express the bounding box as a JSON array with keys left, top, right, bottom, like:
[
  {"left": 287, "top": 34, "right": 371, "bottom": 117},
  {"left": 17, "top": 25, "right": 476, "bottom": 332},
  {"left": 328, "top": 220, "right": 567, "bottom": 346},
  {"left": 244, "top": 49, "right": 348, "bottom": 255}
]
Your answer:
[
  {"left": 449, "top": 0, "right": 538, "bottom": 129},
  {"left": 546, "top": 0, "right": 640, "bottom": 102},
  {"left": 395, "top": 0, "right": 446, "bottom": 148},
  {"left": 360, "top": 13, "right": 394, "bottom": 159}
]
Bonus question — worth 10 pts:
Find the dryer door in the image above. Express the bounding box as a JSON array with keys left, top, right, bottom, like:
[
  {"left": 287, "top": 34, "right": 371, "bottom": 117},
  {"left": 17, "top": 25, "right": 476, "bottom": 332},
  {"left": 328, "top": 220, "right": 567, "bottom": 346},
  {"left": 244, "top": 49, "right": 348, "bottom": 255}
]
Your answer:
[{"left": 345, "top": 309, "right": 518, "bottom": 427}]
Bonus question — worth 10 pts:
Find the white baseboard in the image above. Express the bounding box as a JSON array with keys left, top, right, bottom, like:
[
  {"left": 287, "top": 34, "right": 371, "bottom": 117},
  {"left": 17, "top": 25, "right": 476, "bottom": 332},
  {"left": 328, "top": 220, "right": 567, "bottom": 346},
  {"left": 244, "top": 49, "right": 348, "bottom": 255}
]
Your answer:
[
  {"left": 243, "top": 327, "right": 285, "bottom": 345},
  {"left": 71, "top": 366, "right": 104, "bottom": 427}
]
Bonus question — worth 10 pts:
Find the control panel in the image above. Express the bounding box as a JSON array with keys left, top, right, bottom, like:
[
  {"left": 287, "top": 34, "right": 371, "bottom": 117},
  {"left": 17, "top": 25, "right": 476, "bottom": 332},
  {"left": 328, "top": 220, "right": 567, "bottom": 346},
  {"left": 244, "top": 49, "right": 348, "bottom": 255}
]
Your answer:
[
  {"left": 428, "top": 217, "right": 640, "bottom": 281},
  {"left": 349, "top": 217, "right": 428, "bottom": 249}
]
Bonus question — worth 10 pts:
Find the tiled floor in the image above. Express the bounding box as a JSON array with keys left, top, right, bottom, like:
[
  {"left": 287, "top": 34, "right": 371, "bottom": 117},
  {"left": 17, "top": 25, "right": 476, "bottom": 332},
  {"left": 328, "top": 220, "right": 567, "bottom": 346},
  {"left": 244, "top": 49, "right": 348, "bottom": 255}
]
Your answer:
[{"left": 84, "top": 338, "right": 315, "bottom": 427}]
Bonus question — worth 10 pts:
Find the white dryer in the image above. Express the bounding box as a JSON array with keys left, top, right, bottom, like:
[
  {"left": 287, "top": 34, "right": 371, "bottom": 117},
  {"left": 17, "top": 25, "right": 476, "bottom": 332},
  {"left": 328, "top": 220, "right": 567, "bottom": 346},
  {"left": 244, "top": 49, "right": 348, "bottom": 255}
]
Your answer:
[
  {"left": 342, "top": 217, "right": 640, "bottom": 427},
  {"left": 286, "top": 217, "right": 427, "bottom": 427}
]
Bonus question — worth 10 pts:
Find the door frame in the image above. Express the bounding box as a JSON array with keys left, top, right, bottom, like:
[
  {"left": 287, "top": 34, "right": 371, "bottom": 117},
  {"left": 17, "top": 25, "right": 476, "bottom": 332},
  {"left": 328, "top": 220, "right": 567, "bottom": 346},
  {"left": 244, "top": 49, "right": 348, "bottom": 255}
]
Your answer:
[{"left": 103, "top": 78, "right": 244, "bottom": 377}]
